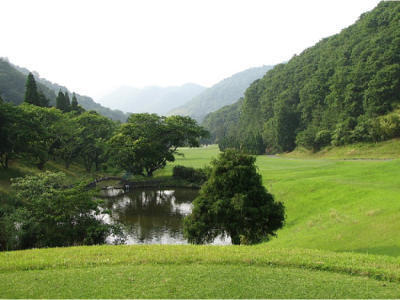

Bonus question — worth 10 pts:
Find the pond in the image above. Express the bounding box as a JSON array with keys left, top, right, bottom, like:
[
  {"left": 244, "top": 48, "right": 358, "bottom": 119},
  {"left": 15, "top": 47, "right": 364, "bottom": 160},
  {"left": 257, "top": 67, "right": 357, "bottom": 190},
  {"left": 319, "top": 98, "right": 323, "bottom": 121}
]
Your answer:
[{"left": 100, "top": 187, "right": 231, "bottom": 245}]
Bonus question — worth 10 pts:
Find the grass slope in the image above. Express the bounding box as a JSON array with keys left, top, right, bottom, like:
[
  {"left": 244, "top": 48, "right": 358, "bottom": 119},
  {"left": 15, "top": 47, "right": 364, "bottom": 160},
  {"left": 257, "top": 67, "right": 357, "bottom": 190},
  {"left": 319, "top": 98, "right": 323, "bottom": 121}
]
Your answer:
[
  {"left": 282, "top": 138, "right": 400, "bottom": 159},
  {"left": 1, "top": 245, "right": 400, "bottom": 298},
  {"left": 163, "top": 143, "right": 400, "bottom": 257}
]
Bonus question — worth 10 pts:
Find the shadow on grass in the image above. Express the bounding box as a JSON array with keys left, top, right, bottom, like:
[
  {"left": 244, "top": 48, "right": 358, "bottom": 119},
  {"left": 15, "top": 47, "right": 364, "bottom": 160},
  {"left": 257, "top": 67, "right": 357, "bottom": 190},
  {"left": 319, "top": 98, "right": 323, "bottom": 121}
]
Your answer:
[{"left": 348, "top": 246, "right": 400, "bottom": 257}]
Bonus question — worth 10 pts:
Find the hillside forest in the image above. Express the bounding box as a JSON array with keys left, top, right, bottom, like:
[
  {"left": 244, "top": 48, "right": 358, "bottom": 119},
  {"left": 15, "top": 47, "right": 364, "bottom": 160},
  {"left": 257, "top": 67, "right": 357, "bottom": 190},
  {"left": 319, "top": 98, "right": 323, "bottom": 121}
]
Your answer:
[{"left": 204, "top": 1, "right": 400, "bottom": 154}]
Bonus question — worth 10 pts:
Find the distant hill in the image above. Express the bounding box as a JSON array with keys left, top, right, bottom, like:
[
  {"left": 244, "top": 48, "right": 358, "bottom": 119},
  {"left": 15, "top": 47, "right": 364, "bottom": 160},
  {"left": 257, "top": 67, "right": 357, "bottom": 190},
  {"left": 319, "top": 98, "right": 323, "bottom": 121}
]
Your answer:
[
  {"left": 167, "top": 65, "right": 274, "bottom": 122},
  {"left": 99, "top": 83, "right": 206, "bottom": 115},
  {"left": 0, "top": 58, "right": 129, "bottom": 122},
  {"left": 213, "top": 1, "right": 400, "bottom": 154}
]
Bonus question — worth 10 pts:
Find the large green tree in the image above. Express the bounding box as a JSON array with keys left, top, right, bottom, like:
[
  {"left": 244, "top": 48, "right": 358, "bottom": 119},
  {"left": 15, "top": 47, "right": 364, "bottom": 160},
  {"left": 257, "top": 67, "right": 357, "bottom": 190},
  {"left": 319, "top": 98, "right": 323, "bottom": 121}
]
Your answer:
[
  {"left": 24, "top": 73, "right": 40, "bottom": 106},
  {"left": 0, "top": 102, "right": 36, "bottom": 168},
  {"left": 184, "top": 149, "right": 285, "bottom": 245},
  {"left": 19, "top": 104, "right": 63, "bottom": 169},
  {"left": 9, "top": 172, "right": 116, "bottom": 249},
  {"left": 110, "top": 113, "right": 208, "bottom": 177},
  {"left": 76, "top": 111, "right": 116, "bottom": 172}
]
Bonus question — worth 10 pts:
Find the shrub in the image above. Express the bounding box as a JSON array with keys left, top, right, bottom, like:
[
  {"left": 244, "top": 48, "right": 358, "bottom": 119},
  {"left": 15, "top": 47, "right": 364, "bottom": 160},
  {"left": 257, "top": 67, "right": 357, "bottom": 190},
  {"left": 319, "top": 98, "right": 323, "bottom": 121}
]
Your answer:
[
  {"left": 7, "top": 172, "right": 120, "bottom": 250},
  {"left": 172, "top": 165, "right": 208, "bottom": 184}
]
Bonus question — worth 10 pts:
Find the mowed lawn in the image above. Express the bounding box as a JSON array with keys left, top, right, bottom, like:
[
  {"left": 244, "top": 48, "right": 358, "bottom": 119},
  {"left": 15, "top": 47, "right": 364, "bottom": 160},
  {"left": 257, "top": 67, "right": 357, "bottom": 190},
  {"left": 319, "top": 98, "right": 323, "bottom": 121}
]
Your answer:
[
  {"left": 166, "top": 144, "right": 400, "bottom": 256},
  {"left": 2, "top": 143, "right": 400, "bottom": 298},
  {"left": 1, "top": 245, "right": 400, "bottom": 298}
]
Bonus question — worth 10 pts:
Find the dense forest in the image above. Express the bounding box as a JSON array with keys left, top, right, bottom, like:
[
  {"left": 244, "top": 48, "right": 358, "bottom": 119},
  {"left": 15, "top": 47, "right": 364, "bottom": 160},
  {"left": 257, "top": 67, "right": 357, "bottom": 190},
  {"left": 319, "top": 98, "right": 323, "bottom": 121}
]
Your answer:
[
  {"left": 206, "top": 2, "right": 400, "bottom": 154},
  {"left": 0, "top": 58, "right": 129, "bottom": 122},
  {"left": 168, "top": 65, "right": 273, "bottom": 122}
]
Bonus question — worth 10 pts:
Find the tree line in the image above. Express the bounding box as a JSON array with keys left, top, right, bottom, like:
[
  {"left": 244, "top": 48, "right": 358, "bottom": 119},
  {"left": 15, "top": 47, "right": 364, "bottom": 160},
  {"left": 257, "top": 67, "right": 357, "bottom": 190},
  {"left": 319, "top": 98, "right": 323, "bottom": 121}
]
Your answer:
[
  {"left": 0, "top": 73, "right": 208, "bottom": 251},
  {"left": 1, "top": 72, "right": 207, "bottom": 174}
]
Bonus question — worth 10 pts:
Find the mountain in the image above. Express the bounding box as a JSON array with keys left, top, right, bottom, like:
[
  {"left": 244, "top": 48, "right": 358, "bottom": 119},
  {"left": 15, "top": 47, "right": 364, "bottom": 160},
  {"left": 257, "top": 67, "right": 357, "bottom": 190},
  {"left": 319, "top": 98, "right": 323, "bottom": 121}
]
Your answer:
[
  {"left": 99, "top": 83, "right": 206, "bottom": 115},
  {"left": 211, "top": 1, "right": 400, "bottom": 154},
  {"left": 167, "top": 65, "right": 274, "bottom": 122},
  {"left": 0, "top": 58, "right": 129, "bottom": 122}
]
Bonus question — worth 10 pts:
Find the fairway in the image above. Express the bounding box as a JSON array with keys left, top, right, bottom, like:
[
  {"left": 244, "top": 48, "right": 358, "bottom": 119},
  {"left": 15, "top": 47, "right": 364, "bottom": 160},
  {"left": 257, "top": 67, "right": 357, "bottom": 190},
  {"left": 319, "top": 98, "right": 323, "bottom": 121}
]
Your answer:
[
  {"left": 167, "top": 145, "right": 400, "bottom": 256},
  {"left": 2, "top": 145, "right": 400, "bottom": 298}
]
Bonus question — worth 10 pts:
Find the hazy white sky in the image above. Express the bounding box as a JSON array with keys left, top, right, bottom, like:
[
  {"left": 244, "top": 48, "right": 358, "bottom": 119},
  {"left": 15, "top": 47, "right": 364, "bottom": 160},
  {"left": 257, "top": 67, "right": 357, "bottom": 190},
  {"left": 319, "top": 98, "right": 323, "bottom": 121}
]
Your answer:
[{"left": 2, "top": 0, "right": 380, "bottom": 99}]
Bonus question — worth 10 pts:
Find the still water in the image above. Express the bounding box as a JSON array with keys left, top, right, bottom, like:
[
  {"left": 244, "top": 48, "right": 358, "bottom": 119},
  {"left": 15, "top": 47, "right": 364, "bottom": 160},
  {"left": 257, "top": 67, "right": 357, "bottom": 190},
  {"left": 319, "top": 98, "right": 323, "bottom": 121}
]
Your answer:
[{"left": 100, "top": 187, "right": 230, "bottom": 245}]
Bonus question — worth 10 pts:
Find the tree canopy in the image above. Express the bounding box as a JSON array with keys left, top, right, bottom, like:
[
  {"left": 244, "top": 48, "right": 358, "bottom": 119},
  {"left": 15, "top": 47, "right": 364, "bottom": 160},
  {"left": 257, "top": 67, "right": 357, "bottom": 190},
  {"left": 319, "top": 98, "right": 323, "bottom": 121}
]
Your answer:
[
  {"left": 6, "top": 172, "right": 117, "bottom": 249},
  {"left": 110, "top": 113, "right": 208, "bottom": 177},
  {"left": 184, "top": 149, "right": 285, "bottom": 245}
]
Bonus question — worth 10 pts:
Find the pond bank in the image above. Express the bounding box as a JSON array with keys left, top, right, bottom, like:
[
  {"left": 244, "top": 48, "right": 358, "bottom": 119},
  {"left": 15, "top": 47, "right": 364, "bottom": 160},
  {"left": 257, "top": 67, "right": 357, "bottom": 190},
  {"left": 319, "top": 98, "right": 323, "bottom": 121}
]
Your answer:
[{"left": 88, "top": 176, "right": 202, "bottom": 191}]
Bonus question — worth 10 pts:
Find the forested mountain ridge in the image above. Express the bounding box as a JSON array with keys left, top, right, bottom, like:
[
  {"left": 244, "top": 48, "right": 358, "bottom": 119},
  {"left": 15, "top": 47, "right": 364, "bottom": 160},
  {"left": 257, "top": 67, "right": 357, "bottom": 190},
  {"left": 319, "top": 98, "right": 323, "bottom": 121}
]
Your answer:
[
  {"left": 99, "top": 83, "right": 206, "bottom": 115},
  {"left": 215, "top": 1, "right": 400, "bottom": 154},
  {"left": 168, "top": 65, "right": 273, "bottom": 122},
  {"left": 0, "top": 58, "right": 129, "bottom": 122}
]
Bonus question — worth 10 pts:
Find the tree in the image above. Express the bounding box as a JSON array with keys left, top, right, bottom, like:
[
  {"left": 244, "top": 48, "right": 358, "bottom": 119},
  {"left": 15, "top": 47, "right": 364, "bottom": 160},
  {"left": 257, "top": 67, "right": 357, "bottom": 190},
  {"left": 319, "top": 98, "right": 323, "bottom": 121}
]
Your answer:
[
  {"left": 54, "top": 114, "right": 81, "bottom": 169},
  {"left": 38, "top": 91, "right": 49, "bottom": 107},
  {"left": 19, "top": 104, "right": 63, "bottom": 169},
  {"left": 0, "top": 102, "right": 36, "bottom": 168},
  {"left": 76, "top": 111, "right": 115, "bottom": 172},
  {"left": 184, "top": 149, "right": 285, "bottom": 245},
  {"left": 9, "top": 172, "right": 117, "bottom": 249},
  {"left": 109, "top": 113, "right": 208, "bottom": 177},
  {"left": 24, "top": 73, "right": 39, "bottom": 106},
  {"left": 71, "top": 93, "right": 78, "bottom": 110},
  {"left": 64, "top": 92, "right": 71, "bottom": 112},
  {"left": 56, "top": 90, "right": 71, "bottom": 112}
]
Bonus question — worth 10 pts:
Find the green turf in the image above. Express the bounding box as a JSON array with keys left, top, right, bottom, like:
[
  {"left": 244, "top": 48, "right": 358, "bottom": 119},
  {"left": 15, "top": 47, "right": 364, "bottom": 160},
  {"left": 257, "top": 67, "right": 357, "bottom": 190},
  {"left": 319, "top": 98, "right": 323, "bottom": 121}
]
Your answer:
[
  {"left": 1, "top": 245, "right": 400, "bottom": 298},
  {"left": 282, "top": 138, "right": 400, "bottom": 159},
  {"left": 160, "top": 145, "right": 400, "bottom": 257},
  {"left": 2, "top": 143, "right": 400, "bottom": 298}
]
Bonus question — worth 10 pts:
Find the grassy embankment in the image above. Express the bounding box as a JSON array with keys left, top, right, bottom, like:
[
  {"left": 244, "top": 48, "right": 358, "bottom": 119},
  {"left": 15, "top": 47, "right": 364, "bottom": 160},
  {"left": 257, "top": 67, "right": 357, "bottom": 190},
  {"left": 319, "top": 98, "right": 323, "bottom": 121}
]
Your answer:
[{"left": 1, "top": 140, "right": 400, "bottom": 298}]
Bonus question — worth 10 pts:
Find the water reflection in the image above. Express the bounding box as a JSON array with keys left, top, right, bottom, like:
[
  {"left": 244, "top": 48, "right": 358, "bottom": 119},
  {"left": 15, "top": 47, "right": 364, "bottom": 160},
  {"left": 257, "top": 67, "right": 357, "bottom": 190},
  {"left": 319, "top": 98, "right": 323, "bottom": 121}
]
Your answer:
[{"left": 101, "top": 188, "right": 231, "bottom": 245}]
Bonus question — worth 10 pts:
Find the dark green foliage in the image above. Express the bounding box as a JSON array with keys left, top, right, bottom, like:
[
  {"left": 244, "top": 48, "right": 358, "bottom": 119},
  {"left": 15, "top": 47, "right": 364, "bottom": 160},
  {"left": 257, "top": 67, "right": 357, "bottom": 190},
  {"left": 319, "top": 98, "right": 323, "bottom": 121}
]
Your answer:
[
  {"left": 172, "top": 165, "right": 208, "bottom": 184},
  {"left": 0, "top": 102, "right": 37, "bottom": 168},
  {"left": 0, "top": 58, "right": 128, "bottom": 121},
  {"left": 214, "top": 2, "right": 400, "bottom": 154},
  {"left": 183, "top": 149, "right": 285, "bottom": 245},
  {"left": 38, "top": 91, "right": 49, "bottom": 107},
  {"left": 19, "top": 104, "right": 64, "bottom": 169},
  {"left": 64, "top": 92, "right": 71, "bottom": 112},
  {"left": 0, "top": 192, "right": 20, "bottom": 251},
  {"left": 76, "top": 111, "right": 116, "bottom": 172},
  {"left": 110, "top": 114, "right": 208, "bottom": 177},
  {"left": 7, "top": 172, "right": 117, "bottom": 249},
  {"left": 202, "top": 99, "right": 242, "bottom": 145},
  {"left": 56, "top": 90, "right": 71, "bottom": 112},
  {"left": 71, "top": 93, "right": 79, "bottom": 111},
  {"left": 24, "top": 73, "right": 40, "bottom": 106}
]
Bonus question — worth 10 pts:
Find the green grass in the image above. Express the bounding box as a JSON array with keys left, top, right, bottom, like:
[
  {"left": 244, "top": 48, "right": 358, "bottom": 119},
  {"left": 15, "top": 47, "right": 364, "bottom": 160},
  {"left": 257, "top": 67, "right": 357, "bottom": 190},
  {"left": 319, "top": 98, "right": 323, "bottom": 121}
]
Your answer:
[
  {"left": 2, "top": 143, "right": 400, "bottom": 298},
  {"left": 164, "top": 145, "right": 400, "bottom": 257},
  {"left": 1, "top": 245, "right": 400, "bottom": 298},
  {"left": 282, "top": 138, "right": 400, "bottom": 159}
]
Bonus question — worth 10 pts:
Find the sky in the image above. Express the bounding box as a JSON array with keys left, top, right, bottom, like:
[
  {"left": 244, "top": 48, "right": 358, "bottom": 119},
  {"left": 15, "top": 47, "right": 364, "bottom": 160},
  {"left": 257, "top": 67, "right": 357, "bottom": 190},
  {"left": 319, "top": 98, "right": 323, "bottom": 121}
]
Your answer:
[{"left": 1, "top": 0, "right": 381, "bottom": 100}]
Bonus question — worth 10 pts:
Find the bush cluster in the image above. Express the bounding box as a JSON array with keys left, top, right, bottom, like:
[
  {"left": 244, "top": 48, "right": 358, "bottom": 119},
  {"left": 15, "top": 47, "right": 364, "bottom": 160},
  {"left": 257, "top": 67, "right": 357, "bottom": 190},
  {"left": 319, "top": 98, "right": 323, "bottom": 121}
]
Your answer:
[{"left": 172, "top": 165, "right": 208, "bottom": 184}]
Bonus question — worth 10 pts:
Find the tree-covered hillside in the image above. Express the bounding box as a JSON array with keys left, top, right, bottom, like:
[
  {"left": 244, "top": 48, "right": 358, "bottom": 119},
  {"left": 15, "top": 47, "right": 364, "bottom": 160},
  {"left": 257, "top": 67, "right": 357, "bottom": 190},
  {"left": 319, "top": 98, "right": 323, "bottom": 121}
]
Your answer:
[
  {"left": 168, "top": 65, "right": 273, "bottom": 122},
  {"left": 99, "top": 83, "right": 206, "bottom": 115},
  {"left": 215, "top": 2, "right": 400, "bottom": 154},
  {"left": 0, "top": 59, "right": 128, "bottom": 122}
]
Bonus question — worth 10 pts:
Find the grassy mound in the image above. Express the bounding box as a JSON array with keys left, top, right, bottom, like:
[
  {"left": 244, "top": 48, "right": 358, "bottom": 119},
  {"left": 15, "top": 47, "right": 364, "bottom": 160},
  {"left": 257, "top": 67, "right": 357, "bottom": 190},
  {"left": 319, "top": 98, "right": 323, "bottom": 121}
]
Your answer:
[{"left": 1, "top": 245, "right": 400, "bottom": 298}]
